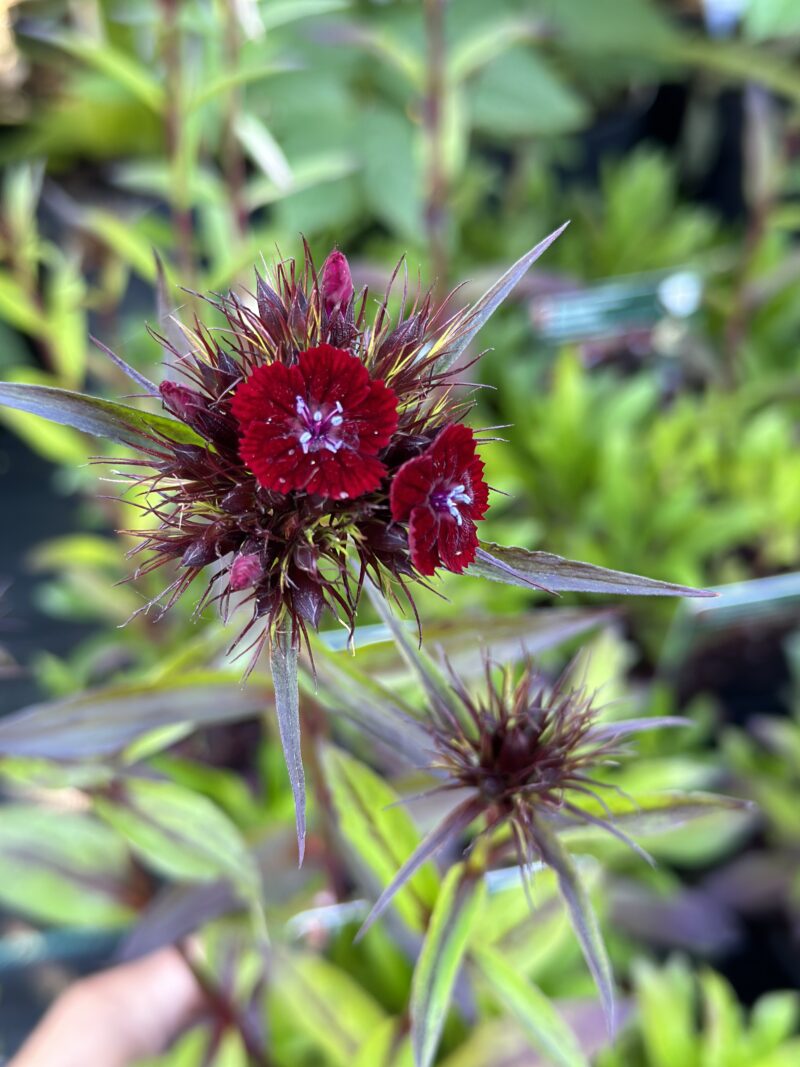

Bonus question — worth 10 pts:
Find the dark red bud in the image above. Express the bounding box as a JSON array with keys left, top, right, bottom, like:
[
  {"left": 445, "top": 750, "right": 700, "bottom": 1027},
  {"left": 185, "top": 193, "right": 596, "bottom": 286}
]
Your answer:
[
  {"left": 160, "top": 381, "right": 207, "bottom": 421},
  {"left": 321, "top": 250, "right": 353, "bottom": 315},
  {"left": 182, "top": 539, "right": 218, "bottom": 568},
  {"left": 229, "top": 552, "right": 264, "bottom": 591}
]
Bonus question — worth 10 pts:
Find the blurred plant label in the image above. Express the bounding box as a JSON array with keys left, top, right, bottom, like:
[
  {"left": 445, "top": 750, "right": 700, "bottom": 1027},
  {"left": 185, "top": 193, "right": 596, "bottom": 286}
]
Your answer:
[{"left": 531, "top": 270, "right": 703, "bottom": 343}]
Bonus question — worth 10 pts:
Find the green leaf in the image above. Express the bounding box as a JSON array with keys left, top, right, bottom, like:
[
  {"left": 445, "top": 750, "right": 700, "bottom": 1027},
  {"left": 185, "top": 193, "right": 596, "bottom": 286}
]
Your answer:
[
  {"left": 0, "top": 271, "right": 47, "bottom": 336},
  {"left": 0, "top": 674, "right": 269, "bottom": 759},
  {"left": 354, "top": 1020, "right": 414, "bottom": 1067},
  {"left": 471, "top": 943, "right": 589, "bottom": 1067},
  {"left": 471, "top": 543, "right": 715, "bottom": 598},
  {"left": 470, "top": 48, "right": 589, "bottom": 137},
  {"left": 533, "top": 818, "right": 615, "bottom": 1031},
  {"left": 633, "top": 958, "right": 697, "bottom": 1067},
  {"left": 270, "top": 952, "right": 386, "bottom": 1067},
  {"left": 94, "top": 778, "right": 260, "bottom": 902},
  {"left": 29, "top": 31, "right": 165, "bottom": 112},
  {"left": 323, "top": 746, "right": 440, "bottom": 933},
  {"left": 259, "top": 0, "right": 350, "bottom": 32},
  {"left": 429, "top": 225, "right": 569, "bottom": 373},
  {"left": 701, "top": 968, "right": 743, "bottom": 1067},
  {"left": 270, "top": 628, "right": 306, "bottom": 864},
  {"left": 0, "top": 382, "right": 205, "bottom": 448},
  {"left": 412, "top": 864, "right": 486, "bottom": 1067},
  {"left": 0, "top": 805, "right": 133, "bottom": 927},
  {"left": 360, "top": 107, "right": 424, "bottom": 241}
]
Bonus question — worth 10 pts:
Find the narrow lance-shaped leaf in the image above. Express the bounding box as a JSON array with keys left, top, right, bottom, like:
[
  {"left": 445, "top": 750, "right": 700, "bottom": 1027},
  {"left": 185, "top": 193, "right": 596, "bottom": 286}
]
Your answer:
[
  {"left": 471, "top": 943, "right": 590, "bottom": 1067},
  {"left": 322, "top": 746, "right": 440, "bottom": 933},
  {"left": 270, "top": 626, "right": 306, "bottom": 865},
  {"left": 357, "top": 796, "right": 484, "bottom": 942},
  {"left": 472, "top": 544, "right": 716, "bottom": 598},
  {"left": 412, "top": 864, "right": 487, "bottom": 1067},
  {"left": 532, "top": 816, "right": 616, "bottom": 1033},
  {"left": 430, "top": 222, "right": 569, "bottom": 373},
  {"left": 0, "top": 382, "right": 204, "bottom": 448},
  {"left": 364, "top": 579, "right": 461, "bottom": 718},
  {"left": 554, "top": 791, "right": 755, "bottom": 841}
]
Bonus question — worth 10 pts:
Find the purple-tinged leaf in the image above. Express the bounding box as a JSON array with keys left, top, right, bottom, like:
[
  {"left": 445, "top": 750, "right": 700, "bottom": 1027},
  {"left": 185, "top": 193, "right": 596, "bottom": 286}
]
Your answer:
[
  {"left": 554, "top": 791, "right": 754, "bottom": 840},
  {"left": 412, "top": 864, "right": 486, "bottom": 1067},
  {"left": 471, "top": 544, "right": 716, "bottom": 599},
  {"left": 0, "top": 382, "right": 204, "bottom": 447},
  {"left": 430, "top": 223, "right": 570, "bottom": 373},
  {"left": 0, "top": 675, "right": 269, "bottom": 759},
  {"left": 365, "top": 579, "right": 461, "bottom": 719},
  {"left": 471, "top": 944, "right": 590, "bottom": 1067},
  {"left": 532, "top": 816, "right": 616, "bottom": 1033},
  {"left": 91, "top": 335, "right": 159, "bottom": 396},
  {"left": 357, "top": 796, "right": 484, "bottom": 942},
  {"left": 270, "top": 627, "right": 306, "bottom": 866},
  {"left": 585, "top": 717, "right": 689, "bottom": 744}
]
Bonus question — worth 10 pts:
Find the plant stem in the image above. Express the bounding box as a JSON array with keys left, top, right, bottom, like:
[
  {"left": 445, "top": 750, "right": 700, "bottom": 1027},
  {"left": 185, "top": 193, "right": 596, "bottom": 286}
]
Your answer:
[
  {"left": 423, "top": 0, "right": 449, "bottom": 301},
  {"left": 177, "top": 941, "right": 271, "bottom": 1066},
  {"left": 222, "top": 2, "right": 249, "bottom": 241},
  {"left": 160, "top": 0, "right": 195, "bottom": 287}
]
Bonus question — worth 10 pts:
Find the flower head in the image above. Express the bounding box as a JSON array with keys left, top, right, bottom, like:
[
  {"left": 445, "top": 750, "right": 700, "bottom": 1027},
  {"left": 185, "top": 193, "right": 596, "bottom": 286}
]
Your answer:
[
  {"left": 232, "top": 344, "right": 398, "bottom": 500},
  {"left": 114, "top": 242, "right": 500, "bottom": 662},
  {"left": 390, "top": 423, "right": 489, "bottom": 574}
]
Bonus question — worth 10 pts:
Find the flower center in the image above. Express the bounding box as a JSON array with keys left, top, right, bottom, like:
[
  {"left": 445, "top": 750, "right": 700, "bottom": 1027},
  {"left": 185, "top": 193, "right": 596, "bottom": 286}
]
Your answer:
[
  {"left": 295, "top": 396, "right": 345, "bottom": 454},
  {"left": 430, "top": 482, "right": 472, "bottom": 525}
]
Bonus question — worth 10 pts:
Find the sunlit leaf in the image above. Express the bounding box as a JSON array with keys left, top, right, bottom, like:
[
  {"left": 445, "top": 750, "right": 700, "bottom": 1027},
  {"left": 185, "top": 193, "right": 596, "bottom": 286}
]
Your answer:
[
  {"left": 270, "top": 628, "right": 306, "bottom": 864},
  {"left": 323, "top": 746, "right": 439, "bottom": 932},
  {"left": 354, "top": 1019, "right": 414, "bottom": 1067},
  {"left": 471, "top": 543, "right": 715, "bottom": 598},
  {"left": 270, "top": 951, "right": 386, "bottom": 1067},
  {"left": 358, "top": 797, "right": 484, "bottom": 941},
  {"left": 412, "top": 864, "right": 486, "bottom": 1067},
  {"left": 471, "top": 944, "right": 589, "bottom": 1067},
  {"left": 0, "top": 382, "right": 204, "bottom": 448}
]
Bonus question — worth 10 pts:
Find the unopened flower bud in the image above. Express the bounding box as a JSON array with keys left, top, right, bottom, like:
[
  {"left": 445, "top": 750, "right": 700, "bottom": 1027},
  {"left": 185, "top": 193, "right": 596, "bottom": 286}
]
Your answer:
[
  {"left": 321, "top": 250, "right": 353, "bottom": 315},
  {"left": 229, "top": 552, "right": 264, "bottom": 591}
]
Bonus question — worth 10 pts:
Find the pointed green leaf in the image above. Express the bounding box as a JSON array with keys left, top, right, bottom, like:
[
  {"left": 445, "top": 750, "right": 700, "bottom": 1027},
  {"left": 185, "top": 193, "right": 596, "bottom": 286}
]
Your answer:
[
  {"left": 430, "top": 224, "right": 569, "bottom": 372},
  {"left": 0, "top": 382, "right": 204, "bottom": 447},
  {"left": 270, "top": 952, "right": 386, "bottom": 1067},
  {"left": 270, "top": 628, "right": 306, "bottom": 865},
  {"left": 533, "top": 817, "right": 616, "bottom": 1031},
  {"left": 354, "top": 1019, "right": 414, "bottom": 1067},
  {"left": 358, "top": 798, "right": 484, "bottom": 941},
  {"left": 471, "top": 944, "right": 589, "bottom": 1067},
  {"left": 412, "top": 864, "right": 486, "bottom": 1067},
  {"left": 323, "top": 746, "right": 440, "bottom": 933},
  {"left": 471, "top": 544, "right": 715, "bottom": 598}
]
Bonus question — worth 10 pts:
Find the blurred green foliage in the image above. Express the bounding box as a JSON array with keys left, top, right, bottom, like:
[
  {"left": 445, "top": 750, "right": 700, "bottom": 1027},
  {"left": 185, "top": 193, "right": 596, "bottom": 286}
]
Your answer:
[{"left": 2, "top": 0, "right": 800, "bottom": 1063}]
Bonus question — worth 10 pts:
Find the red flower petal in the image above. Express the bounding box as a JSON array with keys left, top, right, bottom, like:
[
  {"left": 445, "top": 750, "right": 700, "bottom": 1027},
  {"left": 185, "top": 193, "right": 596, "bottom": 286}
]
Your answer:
[
  {"left": 231, "top": 345, "right": 398, "bottom": 500},
  {"left": 390, "top": 424, "right": 490, "bottom": 576}
]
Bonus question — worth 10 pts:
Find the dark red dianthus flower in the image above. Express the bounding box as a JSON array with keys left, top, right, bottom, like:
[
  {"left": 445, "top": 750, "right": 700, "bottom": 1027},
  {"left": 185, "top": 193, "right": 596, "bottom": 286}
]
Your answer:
[
  {"left": 390, "top": 423, "right": 489, "bottom": 576},
  {"left": 232, "top": 344, "right": 398, "bottom": 500}
]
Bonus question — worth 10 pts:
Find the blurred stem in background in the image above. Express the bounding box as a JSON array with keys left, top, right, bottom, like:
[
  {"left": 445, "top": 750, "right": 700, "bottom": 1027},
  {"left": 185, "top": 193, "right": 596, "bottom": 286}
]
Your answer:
[
  {"left": 160, "top": 0, "right": 194, "bottom": 286},
  {"left": 424, "top": 0, "right": 448, "bottom": 298}
]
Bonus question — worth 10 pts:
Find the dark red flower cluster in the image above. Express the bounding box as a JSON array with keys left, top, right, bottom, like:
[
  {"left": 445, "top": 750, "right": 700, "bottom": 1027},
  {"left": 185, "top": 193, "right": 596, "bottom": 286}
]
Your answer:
[{"left": 121, "top": 244, "right": 492, "bottom": 657}]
